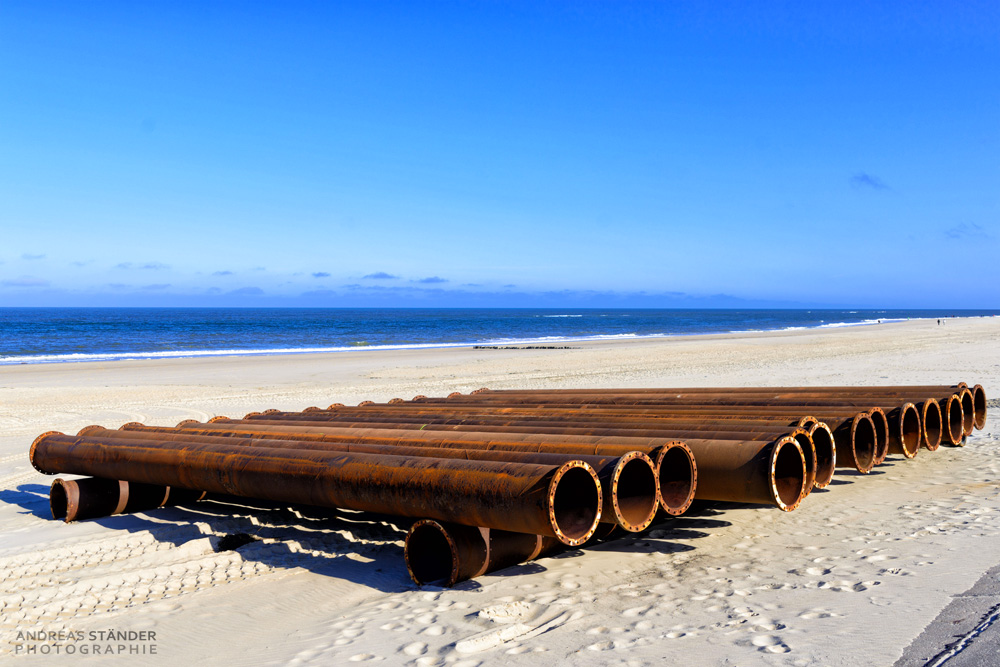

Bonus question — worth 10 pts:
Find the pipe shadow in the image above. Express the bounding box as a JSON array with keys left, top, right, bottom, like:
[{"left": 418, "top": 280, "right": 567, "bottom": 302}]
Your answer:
[
  {"left": 1, "top": 483, "right": 54, "bottom": 519},
  {"left": 63, "top": 496, "right": 421, "bottom": 594}
]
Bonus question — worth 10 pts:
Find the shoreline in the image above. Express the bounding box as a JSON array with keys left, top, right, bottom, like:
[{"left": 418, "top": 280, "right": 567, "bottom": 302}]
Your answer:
[
  {"left": 3, "top": 313, "right": 996, "bottom": 367},
  {"left": 1, "top": 315, "right": 999, "bottom": 665}
]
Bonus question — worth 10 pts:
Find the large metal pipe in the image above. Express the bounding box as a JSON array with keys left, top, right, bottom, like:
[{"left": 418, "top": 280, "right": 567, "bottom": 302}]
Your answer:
[
  {"left": 939, "top": 394, "right": 965, "bottom": 446},
  {"left": 405, "top": 521, "right": 559, "bottom": 586},
  {"left": 685, "top": 435, "right": 806, "bottom": 511},
  {"left": 49, "top": 477, "right": 204, "bottom": 522},
  {"left": 97, "top": 427, "right": 661, "bottom": 531},
  {"left": 919, "top": 399, "right": 943, "bottom": 451},
  {"left": 868, "top": 408, "right": 889, "bottom": 466},
  {"left": 117, "top": 424, "right": 681, "bottom": 521},
  {"left": 31, "top": 433, "right": 603, "bottom": 545},
  {"left": 971, "top": 384, "right": 987, "bottom": 430},
  {"left": 655, "top": 441, "right": 697, "bottom": 515},
  {"left": 885, "top": 403, "right": 922, "bottom": 459}
]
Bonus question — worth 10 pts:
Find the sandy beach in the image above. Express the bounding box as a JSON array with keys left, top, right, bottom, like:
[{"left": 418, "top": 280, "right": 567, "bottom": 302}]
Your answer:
[{"left": 2, "top": 316, "right": 999, "bottom": 665}]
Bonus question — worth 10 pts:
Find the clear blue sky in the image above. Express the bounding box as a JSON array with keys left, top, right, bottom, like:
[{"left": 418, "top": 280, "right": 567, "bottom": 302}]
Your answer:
[{"left": 1, "top": 1, "right": 997, "bottom": 308}]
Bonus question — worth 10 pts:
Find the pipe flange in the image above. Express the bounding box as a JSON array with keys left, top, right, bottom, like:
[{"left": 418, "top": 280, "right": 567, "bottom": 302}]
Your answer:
[{"left": 29, "top": 431, "right": 63, "bottom": 474}]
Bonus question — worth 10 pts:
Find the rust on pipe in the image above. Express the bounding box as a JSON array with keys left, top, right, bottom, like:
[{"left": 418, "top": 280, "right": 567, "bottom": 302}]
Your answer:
[
  {"left": 461, "top": 385, "right": 971, "bottom": 396},
  {"left": 31, "top": 433, "right": 603, "bottom": 545},
  {"left": 654, "top": 441, "right": 697, "bottom": 515},
  {"left": 868, "top": 408, "right": 889, "bottom": 466},
  {"left": 886, "top": 403, "right": 922, "bottom": 459},
  {"left": 92, "top": 426, "right": 660, "bottom": 533},
  {"left": 831, "top": 413, "right": 877, "bottom": 473},
  {"left": 684, "top": 435, "right": 805, "bottom": 511},
  {"left": 939, "top": 394, "right": 965, "bottom": 446},
  {"left": 958, "top": 388, "right": 975, "bottom": 437},
  {"left": 919, "top": 399, "right": 943, "bottom": 451},
  {"left": 405, "top": 521, "right": 558, "bottom": 586},
  {"left": 50, "top": 477, "right": 126, "bottom": 522},
  {"left": 806, "top": 422, "right": 836, "bottom": 488},
  {"left": 971, "top": 384, "right": 987, "bottom": 430}
]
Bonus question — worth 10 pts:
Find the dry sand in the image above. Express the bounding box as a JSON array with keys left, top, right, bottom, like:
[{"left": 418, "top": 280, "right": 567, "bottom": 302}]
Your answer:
[{"left": 1, "top": 316, "right": 998, "bottom": 665}]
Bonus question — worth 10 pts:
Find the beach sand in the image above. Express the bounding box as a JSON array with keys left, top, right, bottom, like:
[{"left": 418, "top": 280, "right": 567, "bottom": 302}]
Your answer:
[{"left": 1, "top": 317, "right": 998, "bottom": 665}]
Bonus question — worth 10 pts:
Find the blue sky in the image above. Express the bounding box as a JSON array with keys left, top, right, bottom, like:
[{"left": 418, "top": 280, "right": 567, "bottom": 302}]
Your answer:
[{"left": 1, "top": 1, "right": 997, "bottom": 308}]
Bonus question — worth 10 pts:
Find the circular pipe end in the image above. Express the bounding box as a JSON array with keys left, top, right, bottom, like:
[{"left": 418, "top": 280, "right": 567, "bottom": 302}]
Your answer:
[
  {"left": 851, "top": 414, "right": 877, "bottom": 473},
  {"left": 447, "top": 392, "right": 463, "bottom": 399},
  {"left": 50, "top": 478, "right": 73, "bottom": 521},
  {"left": 76, "top": 425, "right": 105, "bottom": 436},
  {"left": 921, "top": 399, "right": 943, "bottom": 451},
  {"left": 30, "top": 431, "right": 63, "bottom": 474},
  {"left": 608, "top": 452, "right": 658, "bottom": 532},
  {"left": 302, "top": 406, "right": 322, "bottom": 413},
  {"left": 262, "top": 409, "right": 281, "bottom": 415},
  {"left": 404, "top": 520, "right": 464, "bottom": 586},
  {"left": 388, "top": 398, "right": 404, "bottom": 404},
  {"left": 243, "top": 412, "right": 262, "bottom": 419},
  {"left": 770, "top": 436, "right": 806, "bottom": 512},
  {"left": 411, "top": 396, "right": 427, "bottom": 401},
  {"left": 972, "top": 384, "right": 987, "bottom": 430},
  {"left": 655, "top": 442, "right": 696, "bottom": 516},
  {"left": 808, "top": 423, "right": 836, "bottom": 488},
  {"left": 942, "top": 394, "right": 964, "bottom": 445},
  {"left": 176, "top": 419, "right": 200, "bottom": 427},
  {"left": 358, "top": 401, "right": 375, "bottom": 407},
  {"left": 547, "top": 461, "right": 602, "bottom": 546},
  {"left": 327, "top": 403, "right": 345, "bottom": 409},
  {"left": 959, "top": 389, "right": 975, "bottom": 437},
  {"left": 868, "top": 407, "right": 889, "bottom": 465},
  {"left": 898, "top": 403, "right": 922, "bottom": 459},
  {"left": 208, "top": 416, "right": 230, "bottom": 423},
  {"left": 471, "top": 387, "right": 491, "bottom": 394},
  {"left": 119, "top": 422, "right": 145, "bottom": 430}
]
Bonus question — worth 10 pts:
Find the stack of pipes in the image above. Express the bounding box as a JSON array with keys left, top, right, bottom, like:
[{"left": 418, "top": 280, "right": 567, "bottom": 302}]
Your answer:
[{"left": 27, "top": 383, "right": 986, "bottom": 586}]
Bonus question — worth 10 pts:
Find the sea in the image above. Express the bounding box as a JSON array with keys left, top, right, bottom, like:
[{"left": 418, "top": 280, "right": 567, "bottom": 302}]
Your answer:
[{"left": 1, "top": 308, "right": 997, "bottom": 366}]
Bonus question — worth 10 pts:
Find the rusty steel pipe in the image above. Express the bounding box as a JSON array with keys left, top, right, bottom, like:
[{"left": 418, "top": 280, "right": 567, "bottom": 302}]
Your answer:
[
  {"left": 939, "top": 394, "right": 965, "bottom": 446},
  {"left": 868, "top": 408, "right": 889, "bottom": 466},
  {"left": 171, "top": 420, "right": 828, "bottom": 486},
  {"left": 80, "top": 426, "right": 657, "bottom": 532},
  {"left": 655, "top": 441, "right": 697, "bottom": 515},
  {"left": 461, "top": 385, "right": 970, "bottom": 396},
  {"left": 118, "top": 423, "right": 690, "bottom": 519},
  {"left": 918, "top": 399, "right": 943, "bottom": 451},
  {"left": 49, "top": 477, "right": 204, "bottom": 522},
  {"left": 885, "top": 403, "right": 922, "bottom": 459},
  {"left": 971, "top": 385, "right": 987, "bottom": 430},
  {"left": 807, "top": 422, "right": 837, "bottom": 488},
  {"left": 405, "top": 521, "right": 560, "bottom": 586},
  {"left": 31, "top": 433, "right": 603, "bottom": 545},
  {"left": 685, "top": 435, "right": 806, "bottom": 511},
  {"left": 959, "top": 388, "right": 975, "bottom": 437}
]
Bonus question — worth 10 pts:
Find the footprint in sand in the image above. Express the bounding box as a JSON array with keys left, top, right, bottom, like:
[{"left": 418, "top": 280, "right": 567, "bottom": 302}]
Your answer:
[
  {"left": 751, "top": 635, "right": 791, "bottom": 653},
  {"left": 401, "top": 642, "right": 427, "bottom": 656},
  {"left": 798, "top": 608, "right": 840, "bottom": 619}
]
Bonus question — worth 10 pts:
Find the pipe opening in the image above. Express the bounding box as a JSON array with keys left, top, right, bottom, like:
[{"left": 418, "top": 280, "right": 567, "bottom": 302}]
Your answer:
[
  {"left": 853, "top": 415, "right": 876, "bottom": 473},
  {"left": 791, "top": 431, "right": 816, "bottom": 494},
  {"left": 50, "top": 479, "right": 69, "bottom": 520},
  {"left": 899, "top": 404, "right": 921, "bottom": 458},
  {"left": 869, "top": 409, "right": 888, "bottom": 464},
  {"left": 943, "top": 396, "right": 963, "bottom": 445},
  {"left": 657, "top": 446, "right": 695, "bottom": 515},
  {"left": 809, "top": 424, "right": 836, "bottom": 488},
  {"left": 405, "top": 522, "right": 457, "bottom": 586},
  {"left": 550, "top": 464, "right": 601, "bottom": 545},
  {"left": 960, "top": 390, "right": 974, "bottom": 436},
  {"left": 972, "top": 385, "right": 987, "bottom": 430},
  {"left": 611, "top": 455, "right": 658, "bottom": 531},
  {"left": 922, "top": 400, "right": 942, "bottom": 451},
  {"left": 771, "top": 441, "right": 805, "bottom": 511}
]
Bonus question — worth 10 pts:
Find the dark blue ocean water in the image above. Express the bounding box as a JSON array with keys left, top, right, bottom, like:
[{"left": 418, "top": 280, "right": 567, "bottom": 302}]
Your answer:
[{"left": 0, "top": 308, "right": 996, "bottom": 365}]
